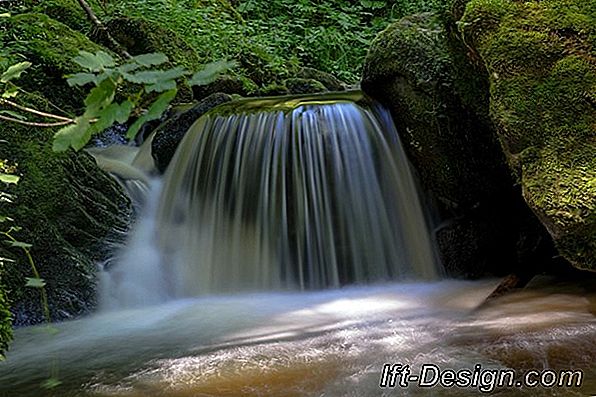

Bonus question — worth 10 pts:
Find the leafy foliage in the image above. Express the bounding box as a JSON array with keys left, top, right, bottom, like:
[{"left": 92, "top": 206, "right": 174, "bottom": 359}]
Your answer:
[
  {"left": 51, "top": 51, "right": 233, "bottom": 151},
  {"left": 92, "top": 0, "right": 444, "bottom": 84}
]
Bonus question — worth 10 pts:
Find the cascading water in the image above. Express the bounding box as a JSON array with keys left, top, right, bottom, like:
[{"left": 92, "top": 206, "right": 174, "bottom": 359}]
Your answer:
[
  {"left": 103, "top": 92, "right": 440, "bottom": 305},
  {"left": 2, "top": 93, "right": 595, "bottom": 397}
]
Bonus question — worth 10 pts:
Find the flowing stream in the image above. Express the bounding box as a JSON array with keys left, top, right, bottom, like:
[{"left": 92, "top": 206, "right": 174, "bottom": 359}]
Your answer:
[{"left": 1, "top": 92, "right": 594, "bottom": 396}]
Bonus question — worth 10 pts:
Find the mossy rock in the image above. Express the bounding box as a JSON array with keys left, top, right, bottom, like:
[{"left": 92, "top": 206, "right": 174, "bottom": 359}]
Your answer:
[
  {"left": 191, "top": 75, "right": 251, "bottom": 102},
  {"left": 284, "top": 78, "right": 327, "bottom": 95},
  {"left": 152, "top": 93, "right": 234, "bottom": 173},
  {"left": 296, "top": 67, "right": 346, "bottom": 91},
  {"left": 258, "top": 82, "right": 290, "bottom": 96},
  {"left": 361, "top": 12, "right": 556, "bottom": 277},
  {"left": 362, "top": 13, "right": 505, "bottom": 208},
  {"left": 21, "top": 0, "right": 98, "bottom": 33},
  {"left": 0, "top": 268, "right": 11, "bottom": 359},
  {"left": 460, "top": 0, "right": 596, "bottom": 271},
  {"left": 0, "top": 13, "right": 110, "bottom": 113},
  {"left": 0, "top": 94, "right": 131, "bottom": 326}
]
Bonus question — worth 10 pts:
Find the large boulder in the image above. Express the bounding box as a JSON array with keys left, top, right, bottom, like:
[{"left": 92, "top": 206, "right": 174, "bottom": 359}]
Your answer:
[
  {"left": 459, "top": 0, "right": 596, "bottom": 271},
  {"left": 361, "top": 12, "right": 555, "bottom": 277},
  {"left": 0, "top": 94, "right": 131, "bottom": 326}
]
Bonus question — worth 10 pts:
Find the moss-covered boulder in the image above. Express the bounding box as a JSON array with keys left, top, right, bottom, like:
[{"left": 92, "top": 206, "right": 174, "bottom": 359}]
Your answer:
[
  {"left": 152, "top": 93, "right": 234, "bottom": 173},
  {"left": 283, "top": 78, "right": 328, "bottom": 95},
  {"left": 0, "top": 13, "right": 108, "bottom": 112},
  {"left": 0, "top": 94, "right": 131, "bottom": 326},
  {"left": 361, "top": 12, "right": 549, "bottom": 276},
  {"left": 296, "top": 67, "right": 346, "bottom": 91},
  {"left": 459, "top": 0, "right": 596, "bottom": 271},
  {"left": 21, "top": 0, "right": 96, "bottom": 33},
  {"left": 191, "top": 75, "right": 252, "bottom": 102}
]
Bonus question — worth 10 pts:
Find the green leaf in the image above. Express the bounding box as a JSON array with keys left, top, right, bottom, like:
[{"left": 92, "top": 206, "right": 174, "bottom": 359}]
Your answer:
[
  {"left": 188, "top": 60, "right": 235, "bottom": 86},
  {"left": 124, "top": 67, "right": 186, "bottom": 85},
  {"left": 126, "top": 89, "right": 177, "bottom": 139},
  {"left": 0, "top": 173, "right": 19, "bottom": 184},
  {"left": 145, "top": 79, "right": 177, "bottom": 93},
  {"left": 95, "top": 51, "right": 116, "bottom": 68},
  {"left": 116, "top": 63, "right": 142, "bottom": 73},
  {"left": 73, "top": 50, "right": 115, "bottom": 72},
  {"left": 1, "top": 62, "right": 32, "bottom": 83},
  {"left": 53, "top": 117, "right": 92, "bottom": 152},
  {"left": 123, "top": 70, "right": 162, "bottom": 85},
  {"left": 83, "top": 78, "right": 116, "bottom": 118},
  {"left": 1, "top": 85, "right": 19, "bottom": 98},
  {"left": 92, "top": 100, "right": 134, "bottom": 132},
  {"left": 66, "top": 72, "right": 97, "bottom": 87},
  {"left": 0, "top": 215, "right": 12, "bottom": 223},
  {"left": 25, "top": 277, "right": 46, "bottom": 288},
  {"left": 133, "top": 53, "right": 168, "bottom": 67},
  {"left": 0, "top": 257, "right": 15, "bottom": 264},
  {"left": 7, "top": 240, "right": 32, "bottom": 249},
  {"left": 159, "top": 67, "right": 187, "bottom": 80},
  {"left": 73, "top": 51, "right": 101, "bottom": 71},
  {"left": 0, "top": 13, "right": 10, "bottom": 18}
]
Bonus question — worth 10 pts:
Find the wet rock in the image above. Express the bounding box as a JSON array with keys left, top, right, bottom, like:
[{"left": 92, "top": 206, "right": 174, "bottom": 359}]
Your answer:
[
  {"left": 0, "top": 94, "right": 131, "bottom": 327},
  {"left": 151, "top": 93, "right": 234, "bottom": 173}
]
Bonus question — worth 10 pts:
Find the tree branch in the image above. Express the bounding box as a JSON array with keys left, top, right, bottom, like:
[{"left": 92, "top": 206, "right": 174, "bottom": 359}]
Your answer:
[
  {"left": 0, "top": 115, "right": 73, "bottom": 127},
  {"left": 76, "top": 0, "right": 133, "bottom": 60},
  {"left": 0, "top": 99, "right": 72, "bottom": 121}
]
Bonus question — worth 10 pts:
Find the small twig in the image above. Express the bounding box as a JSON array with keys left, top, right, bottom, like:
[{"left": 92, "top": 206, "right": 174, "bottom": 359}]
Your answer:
[
  {"left": 0, "top": 115, "right": 73, "bottom": 127},
  {"left": 76, "top": 0, "right": 133, "bottom": 60},
  {"left": 0, "top": 99, "right": 72, "bottom": 122}
]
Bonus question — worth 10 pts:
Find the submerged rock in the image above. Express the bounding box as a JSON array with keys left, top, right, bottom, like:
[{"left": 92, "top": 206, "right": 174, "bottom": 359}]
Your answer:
[
  {"left": 459, "top": 0, "right": 596, "bottom": 271},
  {"left": 0, "top": 95, "right": 131, "bottom": 326},
  {"left": 151, "top": 93, "right": 234, "bottom": 173}
]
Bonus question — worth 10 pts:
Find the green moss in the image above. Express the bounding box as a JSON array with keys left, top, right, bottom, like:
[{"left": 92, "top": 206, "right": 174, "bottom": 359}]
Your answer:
[
  {"left": 461, "top": 0, "right": 596, "bottom": 270},
  {"left": 0, "top": 93, "right": 131, "bottom": 325},
  {"left": 0, "top": 265, "right": 11, "bottom": 359},
  {"left": 362, "top": 12, "right": 505, "bottom": 208},
  {"left": 100, "top": 16, "right": 202, "bottom": 72},
  {"left": 22, "top": 0, "right": 95, "bottom": 33},
  {"left": 0, "top": 13, "right": 110, "bottom": 112}
]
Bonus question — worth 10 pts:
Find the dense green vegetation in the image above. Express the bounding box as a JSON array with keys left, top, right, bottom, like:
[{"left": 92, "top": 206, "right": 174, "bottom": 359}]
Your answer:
[{"left": 18, "top": 0, "right": 445, "bottom": 86}]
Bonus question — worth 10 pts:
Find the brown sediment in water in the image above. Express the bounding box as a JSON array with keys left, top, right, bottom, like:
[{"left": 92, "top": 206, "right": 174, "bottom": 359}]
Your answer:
[{"left": 93, "top": 359, "right": 340, "bottom": 397}]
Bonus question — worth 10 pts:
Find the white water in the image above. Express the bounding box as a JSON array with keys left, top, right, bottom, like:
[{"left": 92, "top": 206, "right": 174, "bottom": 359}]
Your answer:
[
  {"left": 1, "top": 280, "right": 594, "bottom": 396},
  {"left": 101, "top": 93, "right": 440, "bottom": 307}
]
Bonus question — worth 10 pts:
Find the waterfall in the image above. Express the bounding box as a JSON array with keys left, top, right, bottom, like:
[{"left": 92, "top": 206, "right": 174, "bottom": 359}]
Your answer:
[{"left": 102, "top": 92, "right": 440, "bottom": 307}]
